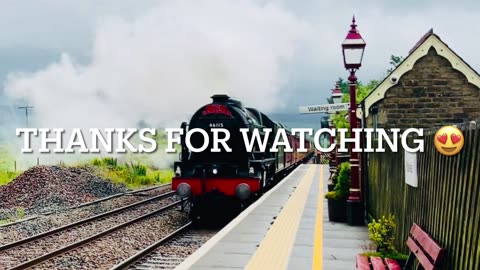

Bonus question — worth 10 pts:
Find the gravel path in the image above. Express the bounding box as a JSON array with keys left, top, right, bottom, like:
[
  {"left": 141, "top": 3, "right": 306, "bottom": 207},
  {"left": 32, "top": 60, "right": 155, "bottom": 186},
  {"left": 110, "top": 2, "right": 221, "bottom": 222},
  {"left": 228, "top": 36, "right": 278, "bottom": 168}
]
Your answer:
[
  {"left": 33, "top": 210, "right": 189, "bottom": 270},
  {"left": 0, "top": 185, "right": 170, "bottom": 245},
  {"left": 0, "top": 195, "right": 179, "bottom": 270}
]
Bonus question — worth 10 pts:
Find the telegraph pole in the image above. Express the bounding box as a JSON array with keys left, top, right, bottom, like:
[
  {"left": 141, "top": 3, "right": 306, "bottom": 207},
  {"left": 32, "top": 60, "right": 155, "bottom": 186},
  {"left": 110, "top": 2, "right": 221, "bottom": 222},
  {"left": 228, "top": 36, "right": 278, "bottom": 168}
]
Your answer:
[{"left": 18, "top": 105, "right": 33, "bottom": 127}]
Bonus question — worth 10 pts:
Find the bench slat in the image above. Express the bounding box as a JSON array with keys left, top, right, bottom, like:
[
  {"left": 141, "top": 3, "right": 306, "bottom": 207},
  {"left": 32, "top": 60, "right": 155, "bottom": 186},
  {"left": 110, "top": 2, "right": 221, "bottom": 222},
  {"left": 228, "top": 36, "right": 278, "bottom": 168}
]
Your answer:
[
  {"left": 406, "top": 237, "right": 435, "bottom": 270},
  {"left": 384, "top": 258, "right": 401, "bottom": 270},
  {"left": 371, "top": 256, "right": 386, "bottom": 270},
  {"left": 356, "top": 224, "right": 444, "bottom": 270},
  {"left": 356, "top": 254, "right": 371, "bottom": 270},
  {"left": 410, "top": 224, "right": 443, "bottom": 262}
]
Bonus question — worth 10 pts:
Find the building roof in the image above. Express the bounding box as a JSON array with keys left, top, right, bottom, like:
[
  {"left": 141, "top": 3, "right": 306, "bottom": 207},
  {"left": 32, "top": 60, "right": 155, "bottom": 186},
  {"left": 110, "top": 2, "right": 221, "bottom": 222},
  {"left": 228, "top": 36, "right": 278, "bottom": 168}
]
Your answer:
[{"left": 358, "top": 29, "right": 480, "bottom": 119}]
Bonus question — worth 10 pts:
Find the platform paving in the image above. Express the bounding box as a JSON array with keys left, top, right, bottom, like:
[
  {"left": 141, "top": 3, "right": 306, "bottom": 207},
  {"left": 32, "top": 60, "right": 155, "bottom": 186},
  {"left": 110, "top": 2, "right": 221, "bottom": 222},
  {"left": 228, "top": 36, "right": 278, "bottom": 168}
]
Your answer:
[
  {"left": 176, "top": 164, "right": 370, "bottom": 270},
  {"left": 320, "top": 170, "right": 370, "bottom": 270}
]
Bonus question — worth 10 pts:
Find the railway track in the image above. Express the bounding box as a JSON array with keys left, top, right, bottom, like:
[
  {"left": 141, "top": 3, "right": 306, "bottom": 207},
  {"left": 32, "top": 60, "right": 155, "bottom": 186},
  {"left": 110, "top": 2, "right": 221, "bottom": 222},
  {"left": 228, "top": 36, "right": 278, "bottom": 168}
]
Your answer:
[
  {"left": 0, "top": 190, "right": 183, "bottom": 270},
  {"left": 111, "top": 223, "right": 217, "bottom": 270},
  {"left": 0, "top": 184, "right": 172, "bottom": 245},
  {"left": 70, "top": 184, "right": 171, "bottom": 209}
]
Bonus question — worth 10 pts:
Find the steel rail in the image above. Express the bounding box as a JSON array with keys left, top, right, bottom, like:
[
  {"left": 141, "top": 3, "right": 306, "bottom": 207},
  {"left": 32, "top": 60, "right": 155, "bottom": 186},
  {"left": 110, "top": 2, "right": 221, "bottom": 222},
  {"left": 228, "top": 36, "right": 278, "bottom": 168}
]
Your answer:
[
  {"left": 8, "top": 200, "right": 182, "bottom": 270},
  {"left": 125, "top": 182, "right": 171, "bottom": 195},
  {"left": 110, "top": 222, "right": 193, "bottom": 270},
  {"left": 0, "top": 190, "right": 175, "bottom": 251},
  {"left": 71, "top": 183, "right": 171, "bottom": 209}
]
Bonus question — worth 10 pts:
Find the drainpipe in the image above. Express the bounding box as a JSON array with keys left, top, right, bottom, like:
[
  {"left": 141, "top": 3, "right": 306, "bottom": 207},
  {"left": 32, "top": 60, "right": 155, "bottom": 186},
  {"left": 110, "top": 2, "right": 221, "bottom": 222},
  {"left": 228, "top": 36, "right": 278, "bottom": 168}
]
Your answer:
[
  {"left": 366, "top": 104, "right": 379, "bottom": 219},
  {"left": 371, "top": 105, "right": 378, "bottom": 139},
  {"left": 361, "top": 101, "right": 368, "bottom": 220}
]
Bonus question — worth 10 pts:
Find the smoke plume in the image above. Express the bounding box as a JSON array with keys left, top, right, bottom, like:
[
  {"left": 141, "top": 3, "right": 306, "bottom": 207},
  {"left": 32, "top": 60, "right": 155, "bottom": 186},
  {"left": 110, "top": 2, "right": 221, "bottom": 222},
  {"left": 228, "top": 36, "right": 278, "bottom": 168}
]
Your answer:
[
  {"left": 3, "top": 0, "right": 310, "bottom": 168},
  {"left": 5, "top": 0, "right": 310, "bottom": 129}
]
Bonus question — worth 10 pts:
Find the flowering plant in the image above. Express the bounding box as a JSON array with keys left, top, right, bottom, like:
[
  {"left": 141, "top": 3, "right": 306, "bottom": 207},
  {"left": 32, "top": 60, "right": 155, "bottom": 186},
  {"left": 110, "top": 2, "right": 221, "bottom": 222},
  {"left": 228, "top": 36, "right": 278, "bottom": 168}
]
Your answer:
[{"left": 368, "top": 214, "right": 396, "bottom": 253}]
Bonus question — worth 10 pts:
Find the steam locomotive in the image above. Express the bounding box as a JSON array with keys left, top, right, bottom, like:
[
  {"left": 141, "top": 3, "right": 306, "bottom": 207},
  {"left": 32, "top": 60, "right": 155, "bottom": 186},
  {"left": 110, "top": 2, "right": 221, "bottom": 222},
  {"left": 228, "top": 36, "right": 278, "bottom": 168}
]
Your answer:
[{"left": 172, "top": 95, "right": 314, "bottom": 221}]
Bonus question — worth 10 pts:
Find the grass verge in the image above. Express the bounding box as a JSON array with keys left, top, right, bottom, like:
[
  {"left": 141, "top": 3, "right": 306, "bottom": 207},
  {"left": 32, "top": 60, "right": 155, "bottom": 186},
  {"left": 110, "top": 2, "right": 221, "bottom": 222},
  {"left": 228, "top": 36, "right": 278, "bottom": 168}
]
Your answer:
[{"left": 88, "top": 157, "right": 173, "bottom": 189}]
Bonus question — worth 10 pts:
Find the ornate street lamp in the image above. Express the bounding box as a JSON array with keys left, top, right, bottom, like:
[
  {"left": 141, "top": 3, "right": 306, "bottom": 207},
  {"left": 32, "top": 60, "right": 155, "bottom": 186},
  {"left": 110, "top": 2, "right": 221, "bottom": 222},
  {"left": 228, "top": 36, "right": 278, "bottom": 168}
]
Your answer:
[
  {"left": 329, "top": 82, "right": 343, "bottom": 171},
  {"left": 332, "top": 82, "right": 343, "bottom": 104},
  {"left": 342, "top": 16, "right": 366, "bottom": 226},
  {"left": 342, "top": 17, "right": 366, "bottom": 70}
]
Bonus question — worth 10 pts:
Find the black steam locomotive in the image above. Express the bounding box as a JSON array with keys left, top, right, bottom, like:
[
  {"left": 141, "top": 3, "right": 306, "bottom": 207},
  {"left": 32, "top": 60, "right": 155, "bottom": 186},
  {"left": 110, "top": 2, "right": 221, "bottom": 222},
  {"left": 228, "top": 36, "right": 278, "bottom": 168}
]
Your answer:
[{"left": 172, "top": 95, "right": 314, "bottom": 221}]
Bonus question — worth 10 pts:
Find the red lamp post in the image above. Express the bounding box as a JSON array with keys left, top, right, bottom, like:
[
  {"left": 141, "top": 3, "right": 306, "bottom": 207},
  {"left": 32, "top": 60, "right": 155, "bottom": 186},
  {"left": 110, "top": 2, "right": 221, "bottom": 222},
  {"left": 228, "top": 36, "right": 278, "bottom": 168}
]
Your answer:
[{"left": 341, "top": 16, "right": 366, "bottom": 226}]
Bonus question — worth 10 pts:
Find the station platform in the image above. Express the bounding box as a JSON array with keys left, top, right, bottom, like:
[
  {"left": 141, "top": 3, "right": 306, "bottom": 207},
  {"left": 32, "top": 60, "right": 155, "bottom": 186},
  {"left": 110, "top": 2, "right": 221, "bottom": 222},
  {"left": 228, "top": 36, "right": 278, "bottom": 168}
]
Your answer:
[{"left": 176, "top": 164, "right": 369, "bottom": 270}]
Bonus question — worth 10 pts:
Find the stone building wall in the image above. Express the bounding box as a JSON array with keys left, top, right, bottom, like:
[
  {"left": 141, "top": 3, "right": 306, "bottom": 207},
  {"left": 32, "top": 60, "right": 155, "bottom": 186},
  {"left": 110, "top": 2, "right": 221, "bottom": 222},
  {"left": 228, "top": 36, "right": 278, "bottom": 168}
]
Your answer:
[{"left": 367, "top": 47, "right": 480, "bottom": 130}]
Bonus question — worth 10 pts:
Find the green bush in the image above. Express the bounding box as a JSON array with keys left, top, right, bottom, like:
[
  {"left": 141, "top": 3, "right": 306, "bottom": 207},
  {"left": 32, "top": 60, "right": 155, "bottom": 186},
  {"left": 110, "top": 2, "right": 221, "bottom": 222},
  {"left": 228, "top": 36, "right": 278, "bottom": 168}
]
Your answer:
[
  {"left": 92, "top": 158, "right": 102, "bottom": 166},
  {"left": 138, "top": 176, "right": 153, "bottom": 185},
  {"left": 325, "top": 162, "right": 350, "bottom": 200},
  {"left": 91, "top": 157, "right": 118, "bottom": 168},
  {"left": 368, "top": 214, "right": 397, "bottom": 253},
  {"left": 104, "top": 157, "right": 118, "bottom": 168},
  {"left": 324, "top": 190, "right": 340, "bottom": 200},
  {"left": 129, "top": 162, "right": 147, "bottom": 176},
  {"left": 88, "top": 158, "right": 173, "bottom": 189}
]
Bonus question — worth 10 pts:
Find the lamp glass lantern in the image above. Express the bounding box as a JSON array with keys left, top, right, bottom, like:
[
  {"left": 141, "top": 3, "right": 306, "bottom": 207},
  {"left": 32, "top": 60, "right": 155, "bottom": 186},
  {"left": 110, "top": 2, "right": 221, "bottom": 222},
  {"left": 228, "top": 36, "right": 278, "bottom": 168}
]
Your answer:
[
  {"left": 332, "top": 92, "right": 343, "bottom": 104},
  {"left": 331, "top": 82, "right": 343, "bottom": 104},
  {"left": 341, "top": 17, "right": 366, "bottom": 70}
]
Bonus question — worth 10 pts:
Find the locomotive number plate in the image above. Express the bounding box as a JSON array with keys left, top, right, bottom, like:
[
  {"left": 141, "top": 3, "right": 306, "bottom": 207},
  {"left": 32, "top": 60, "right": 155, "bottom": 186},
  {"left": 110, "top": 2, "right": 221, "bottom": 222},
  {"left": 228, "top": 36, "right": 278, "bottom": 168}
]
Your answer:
[{"left": 209, "top": 123, "right": 224, "bottom": 128}]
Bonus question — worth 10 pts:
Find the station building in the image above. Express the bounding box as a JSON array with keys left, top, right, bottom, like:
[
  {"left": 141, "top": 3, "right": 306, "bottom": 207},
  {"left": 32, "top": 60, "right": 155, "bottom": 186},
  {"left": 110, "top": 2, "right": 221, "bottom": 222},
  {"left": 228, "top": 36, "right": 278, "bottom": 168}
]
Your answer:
[{"left": 358, "top": 29, "right": 480, "bottom": 130}]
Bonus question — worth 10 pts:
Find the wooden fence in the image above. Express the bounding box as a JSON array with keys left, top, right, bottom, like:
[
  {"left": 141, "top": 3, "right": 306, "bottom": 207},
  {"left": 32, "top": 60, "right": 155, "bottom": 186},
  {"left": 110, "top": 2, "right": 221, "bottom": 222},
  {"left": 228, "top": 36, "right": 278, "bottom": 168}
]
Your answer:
[{"left": 366, "top": 124, "right": 479, "bottom": 270}]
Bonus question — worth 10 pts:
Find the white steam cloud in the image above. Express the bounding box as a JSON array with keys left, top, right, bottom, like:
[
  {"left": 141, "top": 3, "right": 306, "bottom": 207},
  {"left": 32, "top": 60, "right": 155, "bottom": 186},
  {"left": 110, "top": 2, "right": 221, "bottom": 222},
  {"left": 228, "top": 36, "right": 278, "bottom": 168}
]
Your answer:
[
  {"left": 3, "top": 0, "right": 310, "bottom": 169},
  {"left": 5, "top": 0, "right": 310, "bottom": 129}
]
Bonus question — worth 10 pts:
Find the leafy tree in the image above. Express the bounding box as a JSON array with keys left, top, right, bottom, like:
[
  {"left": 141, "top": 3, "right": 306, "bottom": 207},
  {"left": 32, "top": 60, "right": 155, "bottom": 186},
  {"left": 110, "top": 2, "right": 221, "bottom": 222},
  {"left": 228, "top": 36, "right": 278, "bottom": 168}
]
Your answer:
[
  {"left": 330, "top": 79, "right": 378, "bottom": 129},
  {"left": 328, "top": 54, "right": 401, "bottom": 129},
  {"left": 387, "top": 55, "right": 404, "bottom": 73},
  {"left": 337, "top": 78, "right": 349, "bottom": 94},
  {"left": 341, "top": 80, "right": 379, "bottom": 103}
]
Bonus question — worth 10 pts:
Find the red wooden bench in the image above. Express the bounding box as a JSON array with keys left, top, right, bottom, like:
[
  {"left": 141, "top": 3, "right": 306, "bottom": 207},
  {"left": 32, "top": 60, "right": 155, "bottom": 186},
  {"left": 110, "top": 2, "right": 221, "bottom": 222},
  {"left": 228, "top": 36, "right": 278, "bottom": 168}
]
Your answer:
[{"left": 356, "top": 223, "right": 445, "bottom": 270}]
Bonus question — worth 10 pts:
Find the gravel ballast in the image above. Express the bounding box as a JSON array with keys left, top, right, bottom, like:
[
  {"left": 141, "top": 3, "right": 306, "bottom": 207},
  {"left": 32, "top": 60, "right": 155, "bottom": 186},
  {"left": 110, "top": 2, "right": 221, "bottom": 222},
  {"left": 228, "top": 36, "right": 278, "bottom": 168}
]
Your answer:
[
  {"left": 0, "top": 197, "right": 178, "bottom": 270},
  {"left": 0, "top": 166, "right": 128, "bottom": 213},
  {"left": 34, "top": 210, "right": 189, "bottom": 270},
  {"left": 0, "top": 186, "right": 170, "bottom": 245}
]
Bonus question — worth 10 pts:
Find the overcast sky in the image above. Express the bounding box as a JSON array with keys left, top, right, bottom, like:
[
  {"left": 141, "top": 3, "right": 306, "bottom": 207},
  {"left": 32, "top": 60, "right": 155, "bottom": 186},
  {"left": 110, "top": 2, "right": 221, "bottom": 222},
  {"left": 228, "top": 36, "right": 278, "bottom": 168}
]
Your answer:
[{"left": 0, "top": 0, "right": 478, "bottom": 120}]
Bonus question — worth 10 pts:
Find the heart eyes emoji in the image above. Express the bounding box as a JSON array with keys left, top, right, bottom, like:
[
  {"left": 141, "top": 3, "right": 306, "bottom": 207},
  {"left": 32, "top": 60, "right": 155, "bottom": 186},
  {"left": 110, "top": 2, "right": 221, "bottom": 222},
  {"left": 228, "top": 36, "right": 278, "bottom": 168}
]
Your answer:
[
  {"left": 436, "top": 133, "right": 462, "bottom": 144},
  {"left": 434, "top": 126, "right": 464, "bottom": 156}
]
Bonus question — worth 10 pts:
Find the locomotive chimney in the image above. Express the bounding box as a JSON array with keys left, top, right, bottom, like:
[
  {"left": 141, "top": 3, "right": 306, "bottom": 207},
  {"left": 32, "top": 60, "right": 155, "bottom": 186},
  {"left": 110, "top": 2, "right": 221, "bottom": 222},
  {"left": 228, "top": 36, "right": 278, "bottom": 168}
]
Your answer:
[{"left": 211, "top": 94, "right": 230, "bottom": 103}]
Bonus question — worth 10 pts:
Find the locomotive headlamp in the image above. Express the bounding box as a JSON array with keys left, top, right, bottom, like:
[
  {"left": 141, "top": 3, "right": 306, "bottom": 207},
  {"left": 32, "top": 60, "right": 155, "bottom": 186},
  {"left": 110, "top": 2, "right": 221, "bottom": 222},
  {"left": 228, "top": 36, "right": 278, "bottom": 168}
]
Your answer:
[
  {"left": 212, "top": 168, "right": 218, "bottom": 175},
  {"left": 175, "top": 166, "right": 182, "bottom": 177},
  {"left": 249, "top": 167, "right": 255, "bottom": 175},
  {"left": 176, "top": 183, "right": 191, "bottom": 198},
  {"left": 236, "top": 183, "right": 251, "bottom": 200}
]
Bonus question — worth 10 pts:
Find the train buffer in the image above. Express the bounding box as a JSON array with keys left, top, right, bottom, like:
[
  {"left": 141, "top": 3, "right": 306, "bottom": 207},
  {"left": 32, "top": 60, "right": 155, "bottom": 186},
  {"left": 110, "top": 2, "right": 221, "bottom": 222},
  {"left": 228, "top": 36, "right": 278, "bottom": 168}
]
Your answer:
[{"left": 176, "top": 164, "right": 370, "bottom": 270}]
